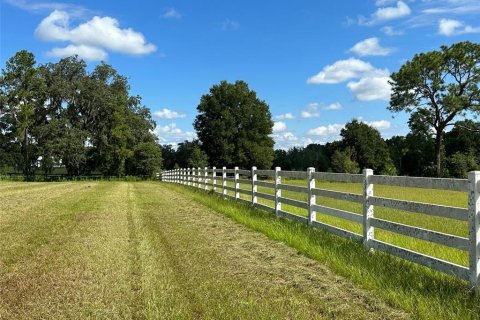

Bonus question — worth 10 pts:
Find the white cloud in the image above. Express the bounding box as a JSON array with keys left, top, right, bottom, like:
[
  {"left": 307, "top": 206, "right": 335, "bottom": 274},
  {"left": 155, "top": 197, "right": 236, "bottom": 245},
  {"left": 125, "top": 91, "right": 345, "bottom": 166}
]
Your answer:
[
  {"left": 301, "top": 103, "right": 321, "bottom": 118},
  {"left": 359, "top": 1, "right": 411, "bottom": 25},
  {"left": 381, "top": 26, "right": 404, "bottom": 36},
  {"left": 347, "top": 71, "right": 392, "bottom": 101},
  {"left": 222, "top": 18, "right": 240, "bottom": 30},
  {"left": 374, "top": 1, "right": 411, "bottom": 21},
  {"left": 5, "top": 0, "right": 89, "bottom": 16},
  {"left": 271, "top": 131, "right": 313, "bottom": 150},
  {"left": 324, "top": 102, "right": 343, "bottom": 110},
  {"left": 307, "top": 124, "right": 344, "bottom": 137},
  {"left": 273, "top": 121, "right": 287, "bottom": 133},
  {"left": 350, "top": 37, "right": 394, "bottom": 56},
  {"left": 47, "top": 44, "right": 107, "bottom": 61},
  {"left": 154, "top": 108, "right": 186, "bottom": 119},
  {"left": 366, "top": 120, "right": 391, "bottom": 130},
  {"left": 438, "top": 18, "right": 480, "bottom": 36},
  {"left": 307, "top": 58, "right": 374, "bottom": 84},
  {"left": 163, "top": 7, "right": 181, "bottom": 19},
  {"left": 308, "top": 58, "right": 392, "bottom": 101},
  {"left": 275, "top": 112, "right": 295, "bottom": 120},
  {"left": 35, "top": 10, "right": 156, "bottom": 61},
  {"left": 154, "top": 123, "right": 196, "bottom": 146}
]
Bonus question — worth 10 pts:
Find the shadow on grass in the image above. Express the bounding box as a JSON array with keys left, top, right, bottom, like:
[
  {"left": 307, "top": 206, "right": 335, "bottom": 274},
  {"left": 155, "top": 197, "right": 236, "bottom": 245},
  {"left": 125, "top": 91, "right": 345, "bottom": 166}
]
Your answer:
[{"left": 168, "top": 183, "right": 480, "bottom": 320}]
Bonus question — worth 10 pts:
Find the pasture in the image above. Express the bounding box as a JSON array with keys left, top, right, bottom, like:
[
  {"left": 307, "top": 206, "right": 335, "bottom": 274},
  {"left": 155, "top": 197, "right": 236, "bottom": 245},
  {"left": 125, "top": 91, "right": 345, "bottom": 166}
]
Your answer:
[{"left": 0, "top": 181, "right": 405, "bottom": 319}]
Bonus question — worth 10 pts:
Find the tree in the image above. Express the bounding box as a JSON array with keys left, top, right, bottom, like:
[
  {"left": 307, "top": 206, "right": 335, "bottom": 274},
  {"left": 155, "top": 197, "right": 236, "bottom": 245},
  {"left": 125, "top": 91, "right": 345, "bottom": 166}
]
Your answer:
[
  {"left": 176, "top": 140, "right": 209, "bottom": 169},
  {"left": 194, "top": 80, "right": 274, "bottom": 169},
  {"left": 340, "top": 120, "right": 396, "bottom": 174},
  {"left": 389, "top": 41, "right": 480, "bottom": 176},
  {"left": 0, "top": 50, "right": 47, "bottom": 175},
  {"left": 331, "top": 147, "right": 360, "bottom": 173}
]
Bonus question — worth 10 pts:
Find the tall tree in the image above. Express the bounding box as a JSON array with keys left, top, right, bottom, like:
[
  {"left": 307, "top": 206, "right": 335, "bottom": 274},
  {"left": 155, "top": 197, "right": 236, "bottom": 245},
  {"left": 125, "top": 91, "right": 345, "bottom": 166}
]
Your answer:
[
  {"left": 194, "top": 80, "right": 274, "bottom": 169},
  {"left": 0, "top": 50, "right": 47, "bottom": 175},
  {"left": 389, "top": 41, "right": 480, "bottom": 176},
  {"left": 340, "top": 120, "right": 396, "bottom": 174}
]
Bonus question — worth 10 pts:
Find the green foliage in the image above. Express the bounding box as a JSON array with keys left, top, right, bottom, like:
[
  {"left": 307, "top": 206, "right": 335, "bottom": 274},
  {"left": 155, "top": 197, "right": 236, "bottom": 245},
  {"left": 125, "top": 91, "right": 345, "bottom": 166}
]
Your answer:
[
  {"left": 194, "top": 80, "right": 274, "bottom": 169},
  {"left": 446, "top": 152, "right": 478, "bottom": 179},
  {"left": 389, "top": 41, "right": 480, "bottom": 176},
  {"left": 175, "top": 140, "right": 209, "bottom": 168},
  {"left": 272, "top": 144, "right": 330, "bottom": 171},
  {"left": 340, "top": 120, "right": 396, "bottom": 175},
  {"left": 331, "top": 147, "right": 360, "bottom": 173},
  {"left": 0, "top": 51, "right": 160, "bottom": 177}
]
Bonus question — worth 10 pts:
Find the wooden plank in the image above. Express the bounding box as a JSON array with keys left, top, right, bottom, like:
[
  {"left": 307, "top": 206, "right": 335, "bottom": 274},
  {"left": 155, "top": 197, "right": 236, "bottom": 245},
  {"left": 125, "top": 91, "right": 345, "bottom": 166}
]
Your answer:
[
  {"left": 279, "top": 170, "right": 308, "bottom": 179},
  {"left": 256, "top": 169, "right": 275, "bottom": 177},
  {"left": 279, "top": 197, "right": 308, "bottom": 209},
  {"left": 312, "top": 172, "right": 363, "bottom": 183},
  {"left": 370, "top": 239, "right": 469, "bottom": 280},
  {"left": 277, "top": 210, "right": 308, "bottom": 224},
  {"left": 238, "top": 189, "right": 252, "bottom": 196},
  {"left": 311, "top": 204, "right": 362, "bottom": 224},
  {"left": 312, "top": 189, "right": 363, "bottom": 203},
  {"left": 256, "top": 181, "right": 275, "bottom": 188},
  {"left": 225, "top": 169, "right": 235, "bottom": 173},
  {"left": 238, "top": 178, "right": 251, "bottom": 184},
  {"left": 311, "top": 220, "right": 363, "bottom": 242},
  {"left": 256, "top": 192, "right": 276, "bottom": 202},
  {"left": 370, "top": 196, "right": 468, "bottom": 221},
  {"left": 279, "top": 184, "right": 308, "bottom": 193},
  {"left": 370, "top": 218, "right": 469, "bottom": 250},
  {"left": 225, "top": 177, "right": 235, "bottom": 182},
  {"left": 235, "top": 197, "right": 251, "bottom": 205},
  {"left": 225, "top": 186, "right": 236, "bottom": 192},
  {"left": 370, "top": 175, "right": 468, "bottom": 192},
  {"left": 237, "top": 169, "right": 250, "bottom": 175}
]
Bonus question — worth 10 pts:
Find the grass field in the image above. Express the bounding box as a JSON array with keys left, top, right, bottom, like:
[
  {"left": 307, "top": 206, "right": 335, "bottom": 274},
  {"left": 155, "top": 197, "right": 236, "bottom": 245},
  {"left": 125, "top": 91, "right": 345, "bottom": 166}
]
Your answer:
[
  {"left": 0, "top": 181, "right": 407, "bottom": 319},
  {"left": 169, "top": 181, "right": 480, "bottom": 320}
]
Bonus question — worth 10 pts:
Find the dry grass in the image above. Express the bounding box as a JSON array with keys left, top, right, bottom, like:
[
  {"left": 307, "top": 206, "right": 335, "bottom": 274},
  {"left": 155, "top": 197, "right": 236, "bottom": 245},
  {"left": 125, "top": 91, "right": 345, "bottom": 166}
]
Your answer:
[{"left": 0, "top": 181, "right": 407, "bottom": 319}]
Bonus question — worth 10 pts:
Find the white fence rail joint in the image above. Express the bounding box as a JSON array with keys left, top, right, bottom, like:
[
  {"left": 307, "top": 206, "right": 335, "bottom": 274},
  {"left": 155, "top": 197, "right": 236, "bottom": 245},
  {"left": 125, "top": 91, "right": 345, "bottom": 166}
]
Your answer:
[{"left": 161, "top": 166, "right": 479, "bottom": 289}]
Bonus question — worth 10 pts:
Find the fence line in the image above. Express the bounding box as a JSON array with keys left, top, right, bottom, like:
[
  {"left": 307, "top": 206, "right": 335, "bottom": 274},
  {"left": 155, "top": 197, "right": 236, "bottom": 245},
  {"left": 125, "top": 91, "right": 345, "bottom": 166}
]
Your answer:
[{"left": 161, "top": 167, "right": 480, "bottom": 289}]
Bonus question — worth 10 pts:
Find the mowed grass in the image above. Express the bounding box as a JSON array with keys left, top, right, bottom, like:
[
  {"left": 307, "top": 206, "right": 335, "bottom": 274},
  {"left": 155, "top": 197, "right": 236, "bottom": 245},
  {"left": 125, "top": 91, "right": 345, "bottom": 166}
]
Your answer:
[
  {"left": 179, "top": 177, "right": 480, "bottom": 320},
  {"left": 211, "top": 176, "right": 469, "bottom": 266},
  {"left": 0, "top": 181, "right": 406, "bottom": 319}
]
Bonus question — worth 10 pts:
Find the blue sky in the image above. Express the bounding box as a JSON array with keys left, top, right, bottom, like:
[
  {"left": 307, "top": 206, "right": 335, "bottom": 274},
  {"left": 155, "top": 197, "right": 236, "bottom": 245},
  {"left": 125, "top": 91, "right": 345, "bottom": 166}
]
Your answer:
[{"left": 1, "top": 0, "right": 480, "bottom": 149}]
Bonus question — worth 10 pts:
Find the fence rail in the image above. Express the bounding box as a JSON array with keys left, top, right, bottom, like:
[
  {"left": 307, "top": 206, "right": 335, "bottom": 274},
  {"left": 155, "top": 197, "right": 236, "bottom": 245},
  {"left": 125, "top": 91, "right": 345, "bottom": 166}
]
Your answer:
[{"left": 161, "top": 167, "right": 480, "bottom": 288}]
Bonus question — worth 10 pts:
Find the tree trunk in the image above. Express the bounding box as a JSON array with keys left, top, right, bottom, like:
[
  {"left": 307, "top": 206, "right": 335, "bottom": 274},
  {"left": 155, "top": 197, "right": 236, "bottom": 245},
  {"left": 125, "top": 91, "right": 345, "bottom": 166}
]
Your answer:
[{"left": 434, "top": 129, "right": 443, "bottom": 177}]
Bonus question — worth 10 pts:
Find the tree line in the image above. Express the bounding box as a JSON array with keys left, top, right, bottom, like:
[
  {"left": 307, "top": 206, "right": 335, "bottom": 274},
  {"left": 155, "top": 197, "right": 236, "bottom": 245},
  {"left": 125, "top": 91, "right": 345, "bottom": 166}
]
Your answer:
[
  {"left": 2, "top": 41, "right": 479, "bottom": 178},
  {"left": 0, "top": 50, "right": 161, "bottom": 177}
]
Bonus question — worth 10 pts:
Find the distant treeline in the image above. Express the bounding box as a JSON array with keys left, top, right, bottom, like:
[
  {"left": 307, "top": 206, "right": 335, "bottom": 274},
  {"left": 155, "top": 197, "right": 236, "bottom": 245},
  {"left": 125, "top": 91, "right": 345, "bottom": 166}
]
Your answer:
[
  {"left": 162, "top": 119, "right": 480, "bottom": 179},
  {"left": 0, "top": 50, "right": 162, "bottom": 177}
]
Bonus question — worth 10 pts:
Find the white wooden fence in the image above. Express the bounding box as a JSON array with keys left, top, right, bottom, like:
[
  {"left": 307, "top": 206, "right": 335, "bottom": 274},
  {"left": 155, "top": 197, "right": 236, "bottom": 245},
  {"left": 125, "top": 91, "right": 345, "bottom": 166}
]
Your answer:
[{"left": 161, "top": 166, "right": 480, "bottom": 289}]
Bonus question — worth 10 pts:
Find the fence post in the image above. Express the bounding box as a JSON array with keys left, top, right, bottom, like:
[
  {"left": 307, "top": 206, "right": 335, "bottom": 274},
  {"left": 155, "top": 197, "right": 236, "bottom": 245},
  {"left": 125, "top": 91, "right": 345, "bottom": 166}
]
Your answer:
[
  {"left": 183, "top": 168, "right": 186, "bottom": 185},
  {"left": 275, "top": 167, "right": 282, "bottom": 216},
  {"left": 213, "top": 167, "right": 217, "bottom": 192},
  {"left": 204, "top": 167, "right": 208, "bottom": 191},
  {"left": 252, "top": 166, "right": 257, "bottom": 206},
  {"left": 181, "top": 168, "right": 184, "bottom": 184},
  {"left": 307, "top": 167, "right": 316, "bottom": 225},
  {"left": 469, "top": 171, "right": 480, "bottom": 289},
  {"left": 197, "top": 167, "right": 201, "bottom": 189},
  {"left": 363, "top": 169, "right": 374, "bottom": 250},
  {"left": 186, "top": 168, "right": 189, "bottom": 186},
  {"left": 222, "top": 167, "right": 227, "bottom": 199},
  {"left": 234, "top": 166, "right": 240, "bottom": 199}
]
